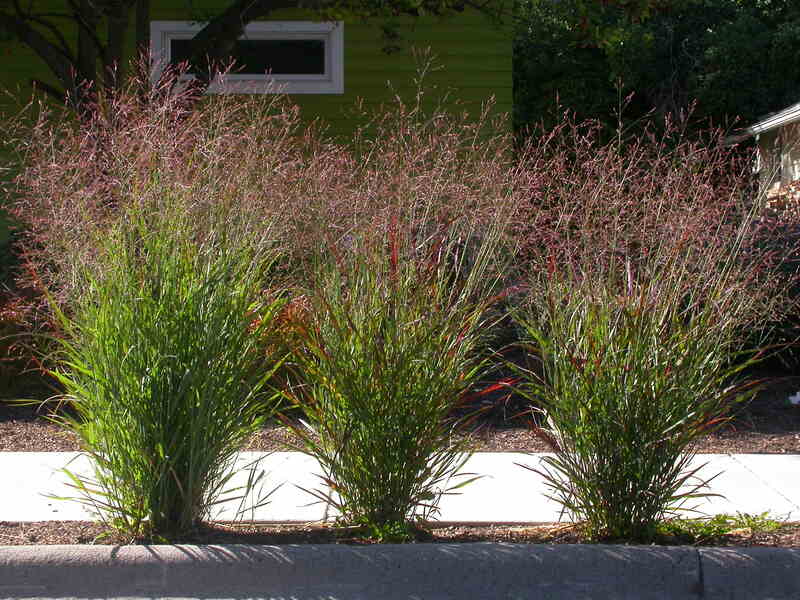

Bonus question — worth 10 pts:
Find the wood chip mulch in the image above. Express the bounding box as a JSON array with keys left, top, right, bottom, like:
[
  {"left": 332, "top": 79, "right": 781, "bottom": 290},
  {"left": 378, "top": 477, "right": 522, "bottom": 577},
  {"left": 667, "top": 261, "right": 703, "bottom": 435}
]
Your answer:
[
  {"left": 3, "top": 520, "right": 800, "bottom": 548},
  {"left": 4, "top": 376, "right": 800, "bottom": 454}
]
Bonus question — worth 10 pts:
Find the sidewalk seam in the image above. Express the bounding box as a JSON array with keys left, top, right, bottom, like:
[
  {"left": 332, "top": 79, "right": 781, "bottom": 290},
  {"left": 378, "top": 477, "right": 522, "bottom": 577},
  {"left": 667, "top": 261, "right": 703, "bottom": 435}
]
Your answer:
[
  {"left": 696, "top": 548, "right": 705, "bottom": 599},
  {"left": 728, "top": 453, "right": 800, "bottom": 513}
]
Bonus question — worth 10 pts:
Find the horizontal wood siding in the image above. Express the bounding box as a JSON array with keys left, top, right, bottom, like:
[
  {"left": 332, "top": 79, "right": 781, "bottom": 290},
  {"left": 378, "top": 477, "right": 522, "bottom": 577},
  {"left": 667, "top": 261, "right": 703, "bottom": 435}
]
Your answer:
[
  {"left": 0, "top": 2, "right": 511, "bottom": 135},
  {"left": 313, "top": 12, "right": 511, "bottom": 135}
]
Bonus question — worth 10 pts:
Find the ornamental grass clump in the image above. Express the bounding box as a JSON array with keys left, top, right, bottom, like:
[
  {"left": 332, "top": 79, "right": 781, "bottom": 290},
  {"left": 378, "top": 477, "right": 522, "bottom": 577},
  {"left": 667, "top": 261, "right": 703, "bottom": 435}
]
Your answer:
[
  {"left": 516, "top": 269, "right": 758, "bottom": 542},
  {"left": 6, "top": 59, "right": 519, "bottom": 305},
  {"left": 53, "top": 205, "right": 286, "bottom": 540},
  {"left": 512, "top": 118, "right": 779, "bottom": 542},
  {"left": 283, "top": 218, "right": 505, "bottom": 541}
]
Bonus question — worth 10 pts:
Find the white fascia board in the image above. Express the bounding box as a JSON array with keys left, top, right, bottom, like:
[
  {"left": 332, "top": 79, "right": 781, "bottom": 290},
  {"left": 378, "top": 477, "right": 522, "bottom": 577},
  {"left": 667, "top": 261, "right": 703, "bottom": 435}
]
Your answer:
[{"left": 745, "top": 101, "right": 800, "bottom": 136}]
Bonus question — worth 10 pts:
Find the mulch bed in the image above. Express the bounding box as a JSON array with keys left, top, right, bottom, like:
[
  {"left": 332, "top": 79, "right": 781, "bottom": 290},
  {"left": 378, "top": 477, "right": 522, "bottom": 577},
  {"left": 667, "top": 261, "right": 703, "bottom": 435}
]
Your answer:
[
  {"left": 4, "top": 374, "right": 800, "bottom": 454},
  {"left": 2, "top": 520, "right": 800, "bottom": 547}
]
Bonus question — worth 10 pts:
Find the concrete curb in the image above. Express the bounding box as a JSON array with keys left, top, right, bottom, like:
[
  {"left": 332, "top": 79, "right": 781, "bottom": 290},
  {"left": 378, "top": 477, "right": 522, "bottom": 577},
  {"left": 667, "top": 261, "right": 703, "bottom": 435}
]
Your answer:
[{"left": 2, "top": 543, "right": 800, "bottom": 599}]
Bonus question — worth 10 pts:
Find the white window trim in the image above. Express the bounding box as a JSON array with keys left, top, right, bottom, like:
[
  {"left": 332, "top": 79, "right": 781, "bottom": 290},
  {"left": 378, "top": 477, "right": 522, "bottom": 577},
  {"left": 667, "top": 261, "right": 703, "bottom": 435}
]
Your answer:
[{"left": 150, "top": 21, "right": 344, "bottom": 94}]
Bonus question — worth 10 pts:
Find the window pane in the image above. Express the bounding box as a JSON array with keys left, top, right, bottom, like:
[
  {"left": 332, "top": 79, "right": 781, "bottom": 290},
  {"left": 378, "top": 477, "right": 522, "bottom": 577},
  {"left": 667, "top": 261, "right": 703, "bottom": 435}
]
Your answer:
[{"left": 170, "top": 39, "right": 326, "bottom": 75}]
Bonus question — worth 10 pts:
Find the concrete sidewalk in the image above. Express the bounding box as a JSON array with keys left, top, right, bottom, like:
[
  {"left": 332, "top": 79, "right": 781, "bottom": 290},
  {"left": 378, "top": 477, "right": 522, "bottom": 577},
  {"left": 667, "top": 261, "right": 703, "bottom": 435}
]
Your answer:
[
  {"left": 1, "top": 452, "right": 799, "bottom": 523},
  {"left": 3, "top": 452, "right": 800, "bottom": 599}
]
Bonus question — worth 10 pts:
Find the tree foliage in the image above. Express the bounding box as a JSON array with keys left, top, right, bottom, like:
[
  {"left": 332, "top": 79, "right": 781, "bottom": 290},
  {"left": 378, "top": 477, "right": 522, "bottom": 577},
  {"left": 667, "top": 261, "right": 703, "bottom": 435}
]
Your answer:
[{"left": 515, "top": 0, "right": 800, "bottom": 134}]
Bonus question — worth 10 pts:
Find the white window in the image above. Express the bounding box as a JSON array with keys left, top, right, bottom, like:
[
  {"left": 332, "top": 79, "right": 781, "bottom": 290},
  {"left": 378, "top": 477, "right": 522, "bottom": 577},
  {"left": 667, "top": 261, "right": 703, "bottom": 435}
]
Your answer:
[{"left": 150, "top": 21, "right": 344, "bottom": 94}]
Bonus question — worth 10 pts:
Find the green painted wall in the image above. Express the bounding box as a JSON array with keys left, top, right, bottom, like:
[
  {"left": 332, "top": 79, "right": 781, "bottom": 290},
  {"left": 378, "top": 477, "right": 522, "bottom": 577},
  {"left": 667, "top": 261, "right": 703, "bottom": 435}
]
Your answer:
[{"left": 0, "top": 3, "right": 511, "bottom": 133}]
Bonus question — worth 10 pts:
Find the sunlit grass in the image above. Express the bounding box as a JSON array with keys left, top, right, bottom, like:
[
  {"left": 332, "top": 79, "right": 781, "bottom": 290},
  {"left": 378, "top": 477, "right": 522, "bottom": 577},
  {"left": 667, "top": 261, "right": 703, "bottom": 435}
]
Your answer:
[{"left": 52, "top": 205, "right": 286, "bottom": 539}]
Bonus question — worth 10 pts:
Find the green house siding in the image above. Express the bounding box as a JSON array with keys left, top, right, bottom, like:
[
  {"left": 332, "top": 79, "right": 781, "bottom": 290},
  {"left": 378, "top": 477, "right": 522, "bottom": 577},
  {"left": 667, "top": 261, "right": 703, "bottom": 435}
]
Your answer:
[
  {"left": 302, "top": 14, "right": 511, "bottom": 132},
  {"left": 0, "top": 4, "right": 511, "bottom": 133}
]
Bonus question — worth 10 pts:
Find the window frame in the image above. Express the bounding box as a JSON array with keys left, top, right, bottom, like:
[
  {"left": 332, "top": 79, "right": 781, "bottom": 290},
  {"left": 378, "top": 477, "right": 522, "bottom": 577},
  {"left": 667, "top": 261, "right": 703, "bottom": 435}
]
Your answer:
[{"left": 150, "top": 21, "right": 344, "bottom": 94}]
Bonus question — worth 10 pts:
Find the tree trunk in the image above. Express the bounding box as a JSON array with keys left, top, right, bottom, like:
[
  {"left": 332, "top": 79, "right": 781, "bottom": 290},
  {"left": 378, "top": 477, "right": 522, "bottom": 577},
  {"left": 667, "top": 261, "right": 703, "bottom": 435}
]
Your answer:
[
  {"left": 76, "top": 0, "right": 98, "bottom": 92},
  {"left": 106, "top": 1, "right": 132, "bottom": 90},
  {"left": 135, "top": 0, "right": 150, "bottom": 58}
]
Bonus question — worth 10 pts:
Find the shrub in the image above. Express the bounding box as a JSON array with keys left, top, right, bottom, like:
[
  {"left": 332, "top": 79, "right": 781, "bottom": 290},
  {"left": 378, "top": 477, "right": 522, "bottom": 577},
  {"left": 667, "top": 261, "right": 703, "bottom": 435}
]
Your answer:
[
  {"left": 0, "top": 290, "right": 52, "bottom": 395},
  {"left": 282, "top": 218, "right": 506, "bottom": 541},
  {"left": 0, "top": 263, "right": 55, "bottom": 397},
  {"left": 53, "top": 204, "right": 286, "bottom": 539},
  {"left": 744, "top": 196, "right": 800, "bottom": 369},
  {"left": 0, "top": 292, "right": 33, "bottom": 391}
]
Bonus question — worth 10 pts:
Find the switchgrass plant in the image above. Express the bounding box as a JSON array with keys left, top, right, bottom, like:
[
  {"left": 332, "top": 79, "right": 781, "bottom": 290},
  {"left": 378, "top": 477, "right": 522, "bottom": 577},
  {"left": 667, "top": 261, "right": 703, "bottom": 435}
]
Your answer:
[
  {"left": 515, "top": 228, "right": 768, "bottom": 541},
  {"left": 512, "top": 117, "right": 798, "bottom": 341},
  {"left": 283, "top": 220, "right": 506, "bottom": 541},
  {"left": 52, "top": 205, "right": 286, "bottom": 539},
  {"left": 517, "top": 279, "right": 758, "bottom": 541},
  {"left": 6, "top": 61, "right": 518, "bottom": 307},
  {"left": 510, "top": 117, "right": 784, "bottom": 542}
]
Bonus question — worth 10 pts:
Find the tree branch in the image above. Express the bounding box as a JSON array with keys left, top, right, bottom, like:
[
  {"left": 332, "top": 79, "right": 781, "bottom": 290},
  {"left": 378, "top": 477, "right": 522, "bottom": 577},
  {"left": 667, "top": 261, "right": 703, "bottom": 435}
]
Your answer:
[
  {"left": 21, "top": 14, "right": 75, "bottom": 62},
  {"left": 187, "top": 0, "right": 301, "bottom": 84},
  {"left": 66, "top": 0, "right": 108, "bottom": 58},
  {"left": 0, "top": 12, "right": 77, "bottom": 94}
]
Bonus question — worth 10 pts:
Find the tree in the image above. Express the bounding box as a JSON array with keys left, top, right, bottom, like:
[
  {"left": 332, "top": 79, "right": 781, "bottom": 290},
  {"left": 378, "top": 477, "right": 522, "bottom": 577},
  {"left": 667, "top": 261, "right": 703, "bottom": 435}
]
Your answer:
[
  {"left": 514, "top": 0, "right": 800, "bottom": 134},
  {"left": 0, "top": 0, "right": 503, "bottom": 111}
]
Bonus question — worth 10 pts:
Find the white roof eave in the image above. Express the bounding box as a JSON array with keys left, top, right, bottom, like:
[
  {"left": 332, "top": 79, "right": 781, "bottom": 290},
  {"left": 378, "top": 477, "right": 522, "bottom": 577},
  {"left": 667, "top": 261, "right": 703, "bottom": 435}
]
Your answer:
[{"left": 746, "top": 102, "right": 800, "bottom": 136}]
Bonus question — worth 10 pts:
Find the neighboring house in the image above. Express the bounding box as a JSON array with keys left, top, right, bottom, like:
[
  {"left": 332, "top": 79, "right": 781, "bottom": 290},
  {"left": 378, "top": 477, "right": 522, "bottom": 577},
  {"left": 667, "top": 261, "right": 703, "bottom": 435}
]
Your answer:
[
  {"left": 737, "top": 101, "right": 800, "bottom": 204},
  {"left": 0, "top": 3, "right": 512, "bottom": 135}
]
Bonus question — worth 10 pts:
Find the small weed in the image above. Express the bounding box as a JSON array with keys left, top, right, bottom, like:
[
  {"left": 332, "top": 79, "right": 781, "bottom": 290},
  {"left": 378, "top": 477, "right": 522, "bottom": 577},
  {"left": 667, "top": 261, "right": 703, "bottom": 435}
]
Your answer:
[
  {"left": 359, "top": 519, "right": 419, "bottom": 544},
  {"left": 657, "top": 512, "right": 783, "bottom": 545}
]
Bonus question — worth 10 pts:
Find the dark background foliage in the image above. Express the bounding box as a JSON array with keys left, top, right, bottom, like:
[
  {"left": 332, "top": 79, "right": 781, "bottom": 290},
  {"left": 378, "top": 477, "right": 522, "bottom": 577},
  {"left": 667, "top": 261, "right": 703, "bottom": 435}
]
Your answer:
[{"left": 513, "top": 0, "right": 800, "bottom": 135}]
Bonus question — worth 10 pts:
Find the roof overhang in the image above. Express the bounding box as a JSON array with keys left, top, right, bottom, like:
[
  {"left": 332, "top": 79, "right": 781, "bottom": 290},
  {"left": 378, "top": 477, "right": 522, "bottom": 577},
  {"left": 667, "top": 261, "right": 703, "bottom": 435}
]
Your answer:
[
  {"left": 722, "top": 101, "right": 800, "bottom": 146},
  {"left": 745, "top": 101, "right": 800, "bottom": 136}
]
